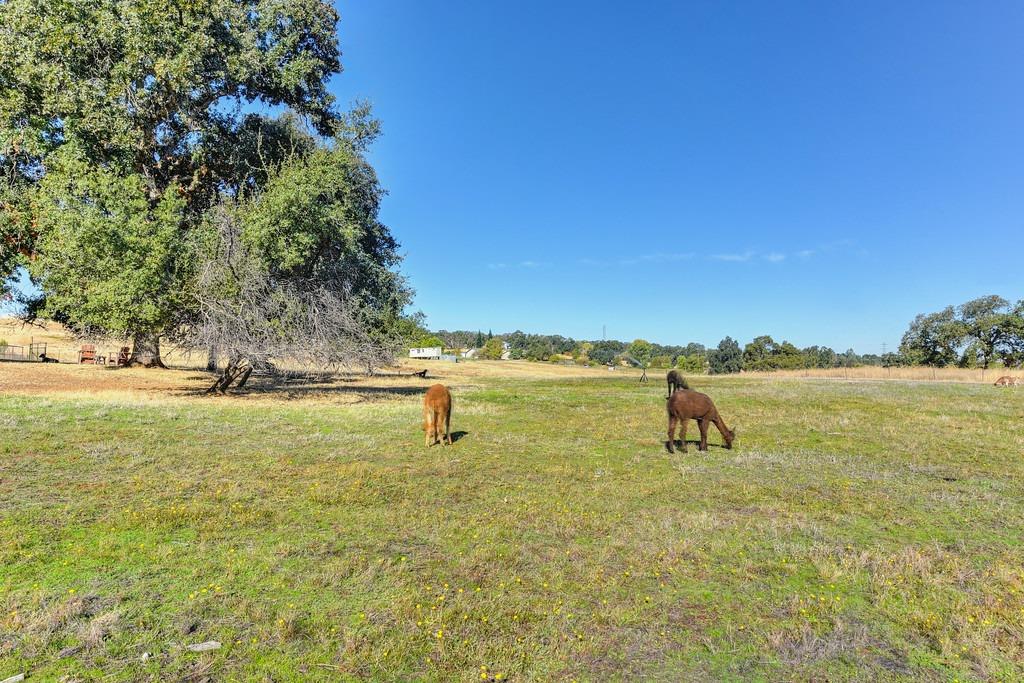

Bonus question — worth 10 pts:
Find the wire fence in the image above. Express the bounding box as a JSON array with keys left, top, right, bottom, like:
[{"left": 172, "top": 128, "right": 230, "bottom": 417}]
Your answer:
[{"left": 735, "top": 366, "right": 1014, "bottom": 384}]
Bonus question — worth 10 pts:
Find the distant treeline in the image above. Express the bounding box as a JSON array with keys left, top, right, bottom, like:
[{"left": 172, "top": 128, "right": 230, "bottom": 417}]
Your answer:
[
  {"left": 428, "top": 329, "right": 881, "bottom": 374},
  {"left": 416, "top": 295, "right": 1023, "bottom": 374}
]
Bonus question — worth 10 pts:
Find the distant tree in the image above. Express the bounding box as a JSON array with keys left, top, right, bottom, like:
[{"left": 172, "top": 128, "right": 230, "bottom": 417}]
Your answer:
[
  {"left": 708, "top": 336, "right": 742, "bottom": 374},
  {"left": 627, "top": 339, "right": 654, "bottom": 368},
  {"left": 525, "top": 341, "right": 550, "bottom": 361},
  {"left": 681, "top": 343, "right": 706, "bottom": 357},
  {"left": 958, "top": 295, "right": 1013, "bottom": 369},
  {"left": 837, "top": 348, "right": 861, "bottom": 367},
  {"left": 742, "top": 335, "right": 777, "bottom": 371},
  {"left": 776, "top": 341, "right": 804, "bottom": 369},
  {"left": 475, "top": 330, "right": 485, "bottom": 347},
  {"left": 487, "top": 329, "right": 493, "bottom": 340},
  {"left": 995, "top": 300, "right": 1024, "bottom": 367},
  {"left": 588, "top": 340, "right": 626, "bottom": 365},
  {"left": 649, "top": 354, "right": 673, "bottom": 369},
  {"left": 881, "top": 352, "right": 904, "bottom": 368},
  {"left": 573, "top": 341, "right": 594, "bottom": 362},
  {"left": 899, "top": 307, "right": 966, "bottom": 367},
  {"left": 479, "top": 337, "right": 504, "bottom": 360},
  {"left": 802, "top": 345, "right": 838, "bottom": 369},
  {"left": 676, "top": 353, "right": 708, "bottom": 374},
  {"left": 415, "top": 335, "right": 445, "bottom": 349},
  {"left": 392, "top": 315, "right": 442, "bottom": 350}
]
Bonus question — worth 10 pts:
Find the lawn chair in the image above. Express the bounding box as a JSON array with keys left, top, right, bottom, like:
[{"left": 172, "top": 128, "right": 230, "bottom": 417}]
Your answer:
[
  {"left": 117, "top": 346, "right": 130, "bottom": 366},
  {"left": 78, "top": 344, "right": 96, "bottom": 364}
]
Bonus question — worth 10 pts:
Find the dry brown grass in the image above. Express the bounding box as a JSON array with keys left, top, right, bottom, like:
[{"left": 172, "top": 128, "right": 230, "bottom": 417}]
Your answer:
[
  {"left": 9, "top": 316, "right": 1010, "bottom": 386},
  {"left": 739, "top": 365, "right": 1010, "bottom": 384}
]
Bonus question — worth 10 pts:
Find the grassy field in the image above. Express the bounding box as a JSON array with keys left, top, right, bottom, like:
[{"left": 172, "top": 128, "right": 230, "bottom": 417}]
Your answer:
[{"left": 1, "top": 360, "right": 1023, "bottom": 681}]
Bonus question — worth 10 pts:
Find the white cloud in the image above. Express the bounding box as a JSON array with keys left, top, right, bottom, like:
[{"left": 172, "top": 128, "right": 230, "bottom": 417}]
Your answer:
[
  {"left": 640, "top": 252, "right": 694, "bottom": 263},
  {"left": 764, "top": 252, "right": 786, "bottom": 263},
  {"left": 711, "top": 250, "right": 755, "bottom": 262}
]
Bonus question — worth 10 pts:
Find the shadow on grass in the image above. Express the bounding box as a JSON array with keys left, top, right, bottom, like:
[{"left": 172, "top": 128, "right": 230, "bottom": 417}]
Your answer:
[
  {"left": 665, "top": 439, "right": 731, "bottom": 452},
  {"left": 179, "top": 371, "right": 432, "bottom": 401},
  {"left": 449, "top": 431, "right": 470, "bottom": 443}
]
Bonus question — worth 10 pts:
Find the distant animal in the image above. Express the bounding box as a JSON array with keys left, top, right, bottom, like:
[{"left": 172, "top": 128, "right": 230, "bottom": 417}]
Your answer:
[
  {"left": 994, "top": 375, "right": 1019, "bottom": 386},
  {"left": 666, "top": 370, "right": 690, "bottom": 397},
  {"left": 39, "top": 353, "right": 59, "bottom": 364},
  {"left": 666, "top": 389, "right": 735, "bottom": 453},
  {"left": 412, "top": 369, "right": 428, "bottom": 378},
  {"left": 423, "top": 383, "right": 453, "bottom": 447}
]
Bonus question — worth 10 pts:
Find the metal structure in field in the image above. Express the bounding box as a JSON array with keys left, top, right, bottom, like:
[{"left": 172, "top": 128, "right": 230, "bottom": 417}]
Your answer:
[{"left": 0, "top": 341, "right": 49, "bottom": 362}]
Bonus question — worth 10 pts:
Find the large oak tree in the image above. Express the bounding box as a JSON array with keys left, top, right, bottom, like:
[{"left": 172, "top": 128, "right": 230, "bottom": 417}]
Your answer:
[{"left": 0, "top": 0, "right": 374, "bottom": 366}]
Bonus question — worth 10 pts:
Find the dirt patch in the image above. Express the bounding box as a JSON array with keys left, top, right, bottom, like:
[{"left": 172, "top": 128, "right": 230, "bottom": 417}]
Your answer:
[{"left": 770, "top": 618, "right": 910, "bottom": 674}]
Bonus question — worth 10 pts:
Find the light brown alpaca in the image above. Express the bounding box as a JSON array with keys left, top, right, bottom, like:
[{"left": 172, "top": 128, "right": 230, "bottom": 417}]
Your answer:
[
  {"left": 994, "top": 376, "right": 1020, "bottom": 386},
  {"left": 423, "top": 383, "right": 453, "bottom": 446},
  {"left": 666, "top": 389, "right": 734, "bottom": 453}
]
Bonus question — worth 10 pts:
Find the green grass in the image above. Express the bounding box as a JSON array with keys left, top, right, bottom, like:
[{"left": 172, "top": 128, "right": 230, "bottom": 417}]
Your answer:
[{"left": 1, "top": 376, "right": 1023, "bottom": 681}]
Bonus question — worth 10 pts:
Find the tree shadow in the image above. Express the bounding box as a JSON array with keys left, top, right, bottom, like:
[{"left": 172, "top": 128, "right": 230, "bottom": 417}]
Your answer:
[{"left": 178, "top": 371, "right": 433, "bottom": 401}]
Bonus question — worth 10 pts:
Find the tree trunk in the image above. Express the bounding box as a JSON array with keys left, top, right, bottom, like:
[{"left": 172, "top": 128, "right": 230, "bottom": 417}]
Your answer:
[
  {"left": 206, "top": 345, "right": 218, "bottom": 372},
  {"left": 207, "top": 357, "right": 250, "bottom": 393},
  {"left": 127, "top": 333, "right": 166, "bottom": 368}
]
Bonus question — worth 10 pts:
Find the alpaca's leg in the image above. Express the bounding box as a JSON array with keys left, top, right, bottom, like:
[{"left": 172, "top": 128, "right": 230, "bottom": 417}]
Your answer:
[
  {"left": 680, "top": 418, "right": 688, "bottom": 453},
  {"left": 667, "top": 415, "right": 677, "bottom": 453},
  {"left": 445, "top": 409, "right": 452, "bottom": 445},
  {"left": 425, "top": 413, "right": 433, "bottom": 447},
  {"left": 698, "top": 418, "right": 709, "bottom": 451}
]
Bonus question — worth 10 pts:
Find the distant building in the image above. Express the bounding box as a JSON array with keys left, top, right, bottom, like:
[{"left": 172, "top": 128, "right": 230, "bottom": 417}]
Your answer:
[{"left": 409, "top": 347, "right": 443, "bottom": 360}]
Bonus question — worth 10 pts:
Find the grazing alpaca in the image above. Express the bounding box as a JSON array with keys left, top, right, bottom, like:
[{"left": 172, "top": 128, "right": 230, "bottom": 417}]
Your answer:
[
  {"left": 666, "top": 389, "right": 734, "bottom": 453},
  {"left": 994, "top": 376, "right": 1019, "bottom": 386},
  {"left": 423, "top": 383, "right": 453, "bottom": 446},
  {"left": 666, "top": 369, "right": 690, "bottom": 397}
]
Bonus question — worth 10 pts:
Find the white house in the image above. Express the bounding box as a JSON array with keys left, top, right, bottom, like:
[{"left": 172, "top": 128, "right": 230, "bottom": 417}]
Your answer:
[{"left": 409, "top": 347, "right": 443, "bottom": 360}]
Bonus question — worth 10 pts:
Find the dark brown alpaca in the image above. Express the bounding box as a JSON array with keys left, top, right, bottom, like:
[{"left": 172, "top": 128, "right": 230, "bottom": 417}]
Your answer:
[
  {"left": 666, "top": 389, "right": 734, "bottom": 453},
  {"left": 423, "top": 383, "right": 453, "bottom": 446},
  {"left": 666, "top": 369, "right": 690, "bottom": 397}
]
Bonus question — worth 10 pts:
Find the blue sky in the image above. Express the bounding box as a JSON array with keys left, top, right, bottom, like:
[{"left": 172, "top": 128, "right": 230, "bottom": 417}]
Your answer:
[
  {"left": 5, "top": 2, "right": 1021, "bottom": 353},
  {"left": 331, "top": 0, "right": 1024, "bottom": 352}
]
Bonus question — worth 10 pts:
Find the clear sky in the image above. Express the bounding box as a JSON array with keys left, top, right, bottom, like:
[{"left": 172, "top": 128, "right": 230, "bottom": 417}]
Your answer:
[{"left": 331, "top": 0, "right": 1023, "bottom": 352}]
